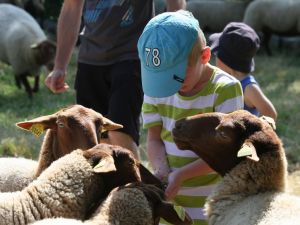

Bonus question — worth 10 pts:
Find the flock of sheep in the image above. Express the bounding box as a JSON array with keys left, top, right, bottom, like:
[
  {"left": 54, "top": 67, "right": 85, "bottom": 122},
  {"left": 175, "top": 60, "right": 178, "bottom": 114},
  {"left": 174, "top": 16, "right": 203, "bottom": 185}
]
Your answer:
[
  {"left": 1, "top": 105, "right": 300, "bottom": 224},
  {"left": 0, "top": 105, "right": 192, "bottom": 225},
  {"left": 1, "top": 0, "right": 300, "bottom": 224}
]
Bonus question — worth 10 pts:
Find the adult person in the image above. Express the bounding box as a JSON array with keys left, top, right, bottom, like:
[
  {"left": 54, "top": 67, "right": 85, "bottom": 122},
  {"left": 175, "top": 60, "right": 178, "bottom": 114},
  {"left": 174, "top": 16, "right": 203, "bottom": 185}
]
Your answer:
[{"left": 44, "top": 0, "right": 186, "bottom": 158}]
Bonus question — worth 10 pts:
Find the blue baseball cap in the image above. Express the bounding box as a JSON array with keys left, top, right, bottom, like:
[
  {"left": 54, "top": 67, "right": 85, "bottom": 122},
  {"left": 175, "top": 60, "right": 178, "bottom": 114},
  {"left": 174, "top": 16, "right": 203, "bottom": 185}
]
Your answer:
[{"left": 137, "top": 10, "right": 200, "bottom": 97}]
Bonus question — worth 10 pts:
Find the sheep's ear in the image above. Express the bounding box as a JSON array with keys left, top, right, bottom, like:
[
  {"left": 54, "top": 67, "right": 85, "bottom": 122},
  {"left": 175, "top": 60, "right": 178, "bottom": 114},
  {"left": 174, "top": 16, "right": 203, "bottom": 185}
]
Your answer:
[
  {"left": 237, "top": 141, "right": 259, "bottom": 162},
  {"left": 101, "top": 117, "right": 123, "bottom": 133},
  {"left": 259, "top": 115, "right": 276, "bottom": 130},
  {"left": 155, "top": 202, "right": 192, "bottom": 225},
  {"left": 93, "top": 155, "right": 116, "bottom": 173},
  {"left": 16, "top": 115, "right": 57, "bottom": 138}
]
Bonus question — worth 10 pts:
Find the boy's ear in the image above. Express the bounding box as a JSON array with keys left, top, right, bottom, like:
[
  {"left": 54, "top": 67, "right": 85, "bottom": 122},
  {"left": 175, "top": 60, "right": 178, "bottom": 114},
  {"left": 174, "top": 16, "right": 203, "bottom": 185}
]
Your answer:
[{"left": 201, "top": 47, "right": 211, "bottom": 64}]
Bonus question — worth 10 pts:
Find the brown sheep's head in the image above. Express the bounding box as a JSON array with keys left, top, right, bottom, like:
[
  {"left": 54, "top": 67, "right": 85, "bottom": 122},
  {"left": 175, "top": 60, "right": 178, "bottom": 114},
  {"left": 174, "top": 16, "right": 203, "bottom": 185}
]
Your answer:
[
  {"left": 82, "top": 143, "right": 144, "bottom": 218},
  {"left": 83, "top": 143, "right": 142, "bottom": 195},
  {"left": 16, "top": 104, "right": 123, "bottom": 157},
  {"left": 31, "top": 39, "right": 56, "bottom": 70},
  {"left": 172, "top": 110, "right": 282, "bottom": 176}
]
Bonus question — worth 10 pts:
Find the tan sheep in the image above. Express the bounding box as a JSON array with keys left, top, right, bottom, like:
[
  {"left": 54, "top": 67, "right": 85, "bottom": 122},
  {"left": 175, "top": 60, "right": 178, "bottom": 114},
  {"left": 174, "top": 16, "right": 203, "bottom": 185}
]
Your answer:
[
  {"left": 29, "top": 182, "right": 192, "bottom": 225},
  {"left": 0, "top": 143, "right": 146, "bottom": 225},
  {"left": 172, "top": 110, "right": 300, "bottom": 225},
  {"left": 0, "top": 104, "right": 123, "bottom": 192}
]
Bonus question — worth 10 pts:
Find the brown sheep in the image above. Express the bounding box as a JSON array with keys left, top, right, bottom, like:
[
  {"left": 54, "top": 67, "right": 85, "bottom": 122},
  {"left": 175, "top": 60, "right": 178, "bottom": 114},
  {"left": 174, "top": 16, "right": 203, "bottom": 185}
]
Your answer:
[
  {"left": 0, "top": 104, "right": 123, "bottom": 192},
  {"left": 172, "top": 110, "right": 300, "bottom": 225}
]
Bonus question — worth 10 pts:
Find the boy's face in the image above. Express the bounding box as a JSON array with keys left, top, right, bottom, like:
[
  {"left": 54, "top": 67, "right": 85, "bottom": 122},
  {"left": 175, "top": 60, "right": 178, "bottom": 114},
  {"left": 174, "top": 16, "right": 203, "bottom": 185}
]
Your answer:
[{"left": 179, "top": 47, "right": 211, "bottom": 96}]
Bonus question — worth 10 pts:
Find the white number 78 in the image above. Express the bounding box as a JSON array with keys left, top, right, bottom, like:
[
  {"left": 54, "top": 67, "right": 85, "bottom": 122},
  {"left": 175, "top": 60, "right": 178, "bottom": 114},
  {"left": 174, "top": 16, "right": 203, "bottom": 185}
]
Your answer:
[{"left": 145, "top": 47, "right": 161, "bottom": 67}]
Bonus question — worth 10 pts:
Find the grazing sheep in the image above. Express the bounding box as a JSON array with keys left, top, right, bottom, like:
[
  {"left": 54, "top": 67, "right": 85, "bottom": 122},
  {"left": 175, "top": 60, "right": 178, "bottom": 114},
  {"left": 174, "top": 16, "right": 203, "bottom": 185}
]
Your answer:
[
  {"left": 172, "top": 110, "right": 300, "bottom": 225},
  {"left": 187, "top": 0, "right": 252, "bottom": 34},
  {"left": 0, "top": 3, "right": 56, "bottom": 98},
  {"left": 0, "top": 143, "right": 148, "bottom": 225},
  {"left": 29, "top": 182, "right": 192, "bottom": 225},
  {"left": 243, "top": 0, "right": 300, "bottom": 55},
  {"left": 0, "top": 104, "right": 123, "bottom": 192}
]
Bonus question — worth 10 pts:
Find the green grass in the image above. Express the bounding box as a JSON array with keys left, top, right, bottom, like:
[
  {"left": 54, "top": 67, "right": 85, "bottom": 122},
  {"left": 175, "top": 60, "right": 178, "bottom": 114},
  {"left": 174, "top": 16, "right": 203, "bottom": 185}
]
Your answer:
[{"left": 0, "top": 49, "right": 300, "bottom": 171}]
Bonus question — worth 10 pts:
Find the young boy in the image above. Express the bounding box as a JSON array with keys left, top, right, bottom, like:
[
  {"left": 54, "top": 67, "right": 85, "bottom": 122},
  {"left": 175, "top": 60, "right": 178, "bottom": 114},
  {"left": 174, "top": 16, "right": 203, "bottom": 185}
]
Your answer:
[
  {"left": 209, "top": 22, "right": 277, "bottom": 120},
  {"left": 137, "top": 11, "right": 243, "bottom": 224}
]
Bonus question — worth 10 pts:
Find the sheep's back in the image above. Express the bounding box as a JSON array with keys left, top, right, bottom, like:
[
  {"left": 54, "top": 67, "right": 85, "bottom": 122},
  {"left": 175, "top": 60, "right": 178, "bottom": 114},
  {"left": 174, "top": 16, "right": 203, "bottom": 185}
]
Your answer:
[
  {"left": 91, "top": 187, "right": 153, "bottom": 225},
  {"left": 206, "top": 191, "right": 300, "bottom": 225},
  {"left": 187, "top": 1, "right": 249, "bottom": 32},
  {"left": 0, "top": 157, "right": 37, "bottom": 192},
  {"left": 243, "top": 1, "right": 300, "bottom": 34}
]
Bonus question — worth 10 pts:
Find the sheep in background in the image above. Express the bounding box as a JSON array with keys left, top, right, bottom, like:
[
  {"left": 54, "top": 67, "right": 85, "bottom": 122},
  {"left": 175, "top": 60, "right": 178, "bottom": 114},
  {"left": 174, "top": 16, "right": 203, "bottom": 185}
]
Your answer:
[
  {"left": 0, "top": 143, "right": 148, "bottom": 225},
  {"left": 30, "top": 182, "right": 192, "bottom": 225},
  {"left": 0, "top": 104, "right": 123, "bottom": 192},
  {"left": 186, "top": 0, "right": 252, "bottom": 34},
  {"left": 0, "top": 3, "right": 55, "bottom": 98},
  {"left": 243, "top": 0, "right": 300, "bottom": 55},
  {"left": 172, "top": 110, "right": 300, "bottom": 225}
]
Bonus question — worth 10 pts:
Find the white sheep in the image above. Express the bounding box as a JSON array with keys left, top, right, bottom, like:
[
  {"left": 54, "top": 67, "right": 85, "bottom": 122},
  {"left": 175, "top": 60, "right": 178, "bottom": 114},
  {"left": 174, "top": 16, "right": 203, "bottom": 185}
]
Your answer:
[
  {"left": 0, "top": 3, "right": 56, "bottom": 98},
  {"left": 186, "top": 0, "right": 252, "bottom": 33},
  {"left": 243, "top": 0, "right": 300, "bottom": 55},
  {"left": 29, "top": 182, "right": 192, "bottom": 225},
  {"left": 0, "top": 104, "right": 123, "bottom": 192},
  {"left": 0, "top": 157, "right": 37, "bottom": 192},
  {"left": 172, "top": 110, "right": 300, "bottom": 225},
  {"left": 0, "top": 143, "right": 146, "bottom": 225}
]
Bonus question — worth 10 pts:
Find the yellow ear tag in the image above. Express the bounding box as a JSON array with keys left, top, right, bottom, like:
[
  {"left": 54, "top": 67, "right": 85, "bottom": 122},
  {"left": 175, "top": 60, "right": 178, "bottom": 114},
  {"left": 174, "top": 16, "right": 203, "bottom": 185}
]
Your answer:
[
  {"left": 29, "top": 124, "right": 44, "bottom": 138},
  {"left": 237, "top": 144, "right": 252, "bottom": 158},
  {"left": 173, "top": 205, "right": 186, "bottom": 221}
]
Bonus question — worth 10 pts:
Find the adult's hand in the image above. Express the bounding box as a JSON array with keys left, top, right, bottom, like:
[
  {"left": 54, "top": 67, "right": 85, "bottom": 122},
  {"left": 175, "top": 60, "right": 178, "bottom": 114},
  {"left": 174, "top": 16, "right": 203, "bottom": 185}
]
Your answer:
[{"left": 45, "top": 69, "right": 69, "bottom": 93}]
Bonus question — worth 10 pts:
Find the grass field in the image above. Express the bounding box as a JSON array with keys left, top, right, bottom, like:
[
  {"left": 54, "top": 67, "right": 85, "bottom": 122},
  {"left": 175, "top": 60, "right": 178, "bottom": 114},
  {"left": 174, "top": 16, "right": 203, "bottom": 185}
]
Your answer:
[{"left": 0, "top": 48, "right": 300, "bottom": 170}]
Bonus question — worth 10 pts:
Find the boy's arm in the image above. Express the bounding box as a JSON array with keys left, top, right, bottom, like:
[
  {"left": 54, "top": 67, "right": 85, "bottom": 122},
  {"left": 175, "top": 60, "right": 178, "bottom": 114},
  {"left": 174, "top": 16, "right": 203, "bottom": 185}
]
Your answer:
[
  {"left": 165, "top": 159, "right": 214, "bottom": 200},
  {"left": 165, "top": 0, "right": 186, "bottom": 11},
  {"left": 146, "top": 125, "right": 170, "bottom": 181},
  {"left": 245, "top": 84, "right": 277, "bottom": 120}
]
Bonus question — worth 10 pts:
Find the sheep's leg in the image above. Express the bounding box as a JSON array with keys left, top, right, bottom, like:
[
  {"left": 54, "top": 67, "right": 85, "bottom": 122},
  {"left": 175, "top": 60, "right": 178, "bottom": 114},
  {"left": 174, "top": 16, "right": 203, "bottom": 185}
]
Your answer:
[
  {"left": 33, "top": 75, "right": 40, "bottom": 92},
  {"left": 262, "top": 31, "right": 272, "bottom": 56},
  {"left": 19, "top": 73, "right": 33, "bottom": 98},
  {"left": 15, "top": 76, "right": 22, "bottom": 89}
]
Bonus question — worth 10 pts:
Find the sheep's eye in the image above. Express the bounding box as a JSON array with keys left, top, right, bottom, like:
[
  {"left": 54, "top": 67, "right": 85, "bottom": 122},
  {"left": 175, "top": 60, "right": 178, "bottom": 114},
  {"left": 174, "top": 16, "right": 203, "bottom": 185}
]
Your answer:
[
  {"left": 56, "top": 120, "right": 64, "bottom": 128},
  {"left": 217, "top": 130, "right": 229, "bottom": 140}
]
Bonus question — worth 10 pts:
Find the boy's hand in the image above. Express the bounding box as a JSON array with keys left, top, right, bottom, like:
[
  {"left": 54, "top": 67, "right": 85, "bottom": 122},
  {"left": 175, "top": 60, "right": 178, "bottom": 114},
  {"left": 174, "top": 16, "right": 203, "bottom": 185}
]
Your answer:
[{"left": 165, "top": 170, "right": 183, "bottom": 201}]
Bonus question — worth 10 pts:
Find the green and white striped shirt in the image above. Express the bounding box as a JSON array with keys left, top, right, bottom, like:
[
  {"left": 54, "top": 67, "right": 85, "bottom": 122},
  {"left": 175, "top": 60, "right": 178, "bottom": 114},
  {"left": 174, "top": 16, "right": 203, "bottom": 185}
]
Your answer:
[{"left": 142, "top": 67, "right": 243, "bottom": 225}]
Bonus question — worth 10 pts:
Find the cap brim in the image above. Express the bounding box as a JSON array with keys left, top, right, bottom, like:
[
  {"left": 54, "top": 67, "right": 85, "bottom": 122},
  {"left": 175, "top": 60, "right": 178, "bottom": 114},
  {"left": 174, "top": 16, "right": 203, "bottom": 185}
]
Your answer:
[
  {"left": 141, "top": 58, "right": 188, "bottom": 98},
  {"left": 209, "top": 32, "right": 222, "bottom": 54}
]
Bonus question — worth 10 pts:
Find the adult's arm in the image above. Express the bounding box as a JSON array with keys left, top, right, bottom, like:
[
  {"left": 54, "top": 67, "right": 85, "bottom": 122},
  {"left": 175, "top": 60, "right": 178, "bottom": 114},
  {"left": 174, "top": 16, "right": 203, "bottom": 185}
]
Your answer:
[{"left": 45, "top": 0, "right": 84, "bottom": 93}]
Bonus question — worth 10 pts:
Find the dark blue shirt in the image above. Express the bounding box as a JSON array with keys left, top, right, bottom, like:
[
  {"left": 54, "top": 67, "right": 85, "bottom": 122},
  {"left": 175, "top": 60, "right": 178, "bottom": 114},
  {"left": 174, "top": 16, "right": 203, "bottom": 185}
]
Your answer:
[{"left": 240, "top": 75, "right": 260, "bottom": 116}]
